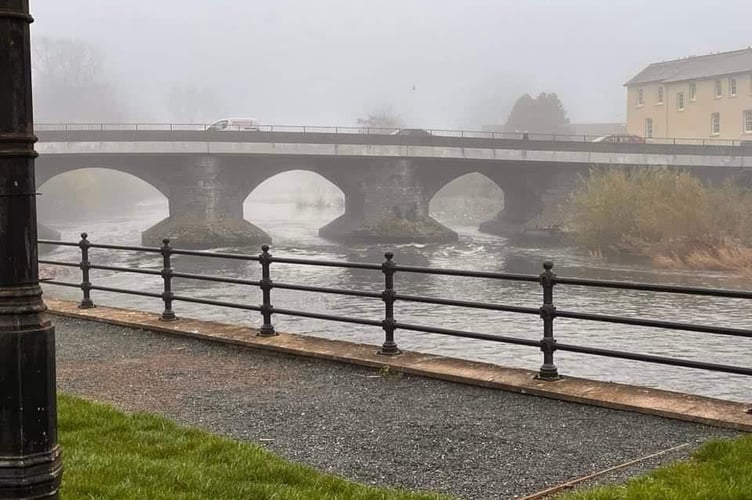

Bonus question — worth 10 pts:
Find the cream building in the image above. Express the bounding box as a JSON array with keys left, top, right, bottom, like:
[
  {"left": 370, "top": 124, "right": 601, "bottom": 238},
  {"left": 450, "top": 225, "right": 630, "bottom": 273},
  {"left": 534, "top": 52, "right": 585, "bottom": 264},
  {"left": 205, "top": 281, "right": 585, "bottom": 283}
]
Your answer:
[{"left": 625, "top": 47, "right": 752, "bottom": 141}]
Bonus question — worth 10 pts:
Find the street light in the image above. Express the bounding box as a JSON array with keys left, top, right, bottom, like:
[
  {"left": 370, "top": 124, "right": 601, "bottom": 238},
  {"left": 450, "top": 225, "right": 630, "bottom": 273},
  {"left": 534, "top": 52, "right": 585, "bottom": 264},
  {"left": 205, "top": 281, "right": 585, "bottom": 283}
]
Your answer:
[{"left": 0, "top": 1, "right": 62, "bottom": 498}]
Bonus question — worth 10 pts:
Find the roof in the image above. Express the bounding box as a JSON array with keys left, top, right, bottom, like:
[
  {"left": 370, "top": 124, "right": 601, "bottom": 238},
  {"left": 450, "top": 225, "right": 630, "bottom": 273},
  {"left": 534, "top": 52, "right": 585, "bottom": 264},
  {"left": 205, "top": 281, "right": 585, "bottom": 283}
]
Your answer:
[{"left": 625, "top": 47, "right": 752, "bottom": 86}]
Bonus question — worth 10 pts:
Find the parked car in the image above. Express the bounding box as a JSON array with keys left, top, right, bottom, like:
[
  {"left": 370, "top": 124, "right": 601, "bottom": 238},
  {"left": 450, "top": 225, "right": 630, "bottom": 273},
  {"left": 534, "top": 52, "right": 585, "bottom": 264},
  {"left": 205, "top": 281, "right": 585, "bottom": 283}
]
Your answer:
[
  {"left": 207, "top": 118, "right": 260, "bottom": 131},
  {"left": 591, "top": 134, "right": 645, "bottom": 144},
  {"left": 389, "top": 128, "right": 432, "bottom": 137}
]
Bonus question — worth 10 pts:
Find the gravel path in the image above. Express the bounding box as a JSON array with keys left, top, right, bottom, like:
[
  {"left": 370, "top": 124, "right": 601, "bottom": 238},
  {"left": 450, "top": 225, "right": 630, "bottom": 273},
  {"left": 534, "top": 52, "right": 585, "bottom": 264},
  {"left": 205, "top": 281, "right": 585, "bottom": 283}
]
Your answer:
[{"left": 54, "top": 315, "right": 739, "bottom": 499}]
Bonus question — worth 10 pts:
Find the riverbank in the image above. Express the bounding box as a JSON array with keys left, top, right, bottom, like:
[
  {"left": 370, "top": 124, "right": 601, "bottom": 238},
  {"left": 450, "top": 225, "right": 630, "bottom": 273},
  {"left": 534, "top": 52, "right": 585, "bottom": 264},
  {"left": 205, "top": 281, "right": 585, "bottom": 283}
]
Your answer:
[
  {"left": 568, "top": 168, "right": 752, "bottom": 274},
  {"left": 53, "top": 314, "right": 739, "bottom": 499}
]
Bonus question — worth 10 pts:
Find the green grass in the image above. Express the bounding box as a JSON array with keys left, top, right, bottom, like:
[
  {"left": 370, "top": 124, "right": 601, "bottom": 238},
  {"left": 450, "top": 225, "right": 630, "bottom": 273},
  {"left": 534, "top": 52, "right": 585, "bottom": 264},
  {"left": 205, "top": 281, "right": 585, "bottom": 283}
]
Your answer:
[
  {"left": 58, "top": 394, "right": 450, "bottom": 500},
  {"left": 559, "top": 434, "right": 752, "bottom": 500}
]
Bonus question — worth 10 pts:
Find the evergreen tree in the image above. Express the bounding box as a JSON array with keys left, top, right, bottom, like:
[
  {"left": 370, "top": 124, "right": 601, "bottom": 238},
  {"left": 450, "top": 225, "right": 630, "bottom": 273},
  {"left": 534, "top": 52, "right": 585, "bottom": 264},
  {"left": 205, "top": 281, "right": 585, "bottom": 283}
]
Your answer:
[{"left": 504, "top": 92, "right": 573, "bottom": 136}]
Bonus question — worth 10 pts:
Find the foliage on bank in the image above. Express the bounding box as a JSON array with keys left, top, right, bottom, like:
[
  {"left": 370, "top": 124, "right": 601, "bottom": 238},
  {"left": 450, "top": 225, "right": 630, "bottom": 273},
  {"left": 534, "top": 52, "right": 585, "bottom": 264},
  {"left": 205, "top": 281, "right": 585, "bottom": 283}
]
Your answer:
[
  {"left": 569, "top": 168, "right": 752, "bottom": 270},
  {"left": 560, "top": 434, "right": 752, "bottom": 499},
  {"left": 58, "top": 394, "right": 449, "bottom": 500}
]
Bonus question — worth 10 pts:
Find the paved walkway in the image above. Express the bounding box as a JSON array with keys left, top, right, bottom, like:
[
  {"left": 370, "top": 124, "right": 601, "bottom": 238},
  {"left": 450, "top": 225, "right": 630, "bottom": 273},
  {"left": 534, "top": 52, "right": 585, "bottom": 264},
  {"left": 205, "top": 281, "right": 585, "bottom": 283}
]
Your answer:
[{"left": 54, "top": 315, "right": 738, "bottom": 500}]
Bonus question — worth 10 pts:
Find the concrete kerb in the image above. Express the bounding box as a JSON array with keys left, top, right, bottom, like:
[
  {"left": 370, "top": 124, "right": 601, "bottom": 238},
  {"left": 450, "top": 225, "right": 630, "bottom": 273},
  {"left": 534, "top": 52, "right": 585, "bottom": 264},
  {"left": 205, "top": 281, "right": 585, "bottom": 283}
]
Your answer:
[{"left": 45, "top": 298, "right": 752, "bottom": 432}]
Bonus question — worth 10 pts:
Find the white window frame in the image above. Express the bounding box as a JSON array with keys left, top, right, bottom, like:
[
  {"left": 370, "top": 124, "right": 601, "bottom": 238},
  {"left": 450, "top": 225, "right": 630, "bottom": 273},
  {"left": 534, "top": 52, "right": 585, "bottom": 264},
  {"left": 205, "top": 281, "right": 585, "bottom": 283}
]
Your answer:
[
  {"left": 689, "top": 82, "right": 696, "bottom": 101},
  {"left": 637, "top": 88, "right": 644, "bottom": 106},
  {"left": 711, "top": 112, "right": 720, "bottom": 136},
  {"left": 744, "top": 110, "right": 752, "bottom": 134},
  {"left": 729, "top": 77, "right": 737, "bottom": 97},
  {"left": 714, "top": 79, "right": 723, "bottom": 98},
  {"left": 677, "top": 92, "right": 684, "bottom": 111},
  {"left": 656, "top": 86, "right": 664, "bottom": 104},
  {"left": 645, "top": 117, "right": 653, "bottom": 138}
]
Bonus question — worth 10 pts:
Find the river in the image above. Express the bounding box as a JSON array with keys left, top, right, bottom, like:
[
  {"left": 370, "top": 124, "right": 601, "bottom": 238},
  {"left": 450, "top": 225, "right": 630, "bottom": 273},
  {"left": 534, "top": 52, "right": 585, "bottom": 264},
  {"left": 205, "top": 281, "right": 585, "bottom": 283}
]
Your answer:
[{"left": 40, "top": 199, "right": 752, "bottom": 403}]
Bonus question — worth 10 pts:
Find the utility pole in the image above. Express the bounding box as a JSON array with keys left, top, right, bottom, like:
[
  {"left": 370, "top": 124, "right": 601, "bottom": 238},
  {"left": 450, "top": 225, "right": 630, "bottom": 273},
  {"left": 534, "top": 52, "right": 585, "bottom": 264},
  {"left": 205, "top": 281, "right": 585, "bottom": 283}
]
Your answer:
[{"left": 0, "top": 1, "right": 63, "bottom": 498}]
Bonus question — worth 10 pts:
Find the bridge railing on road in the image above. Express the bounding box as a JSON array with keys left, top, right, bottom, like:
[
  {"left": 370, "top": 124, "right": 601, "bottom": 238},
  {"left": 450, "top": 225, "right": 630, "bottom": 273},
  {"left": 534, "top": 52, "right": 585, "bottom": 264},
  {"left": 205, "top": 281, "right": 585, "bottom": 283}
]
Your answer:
[
  {"left": 34, "top": 122, "right": 746, "bottom": 147},
  {"left": 38, "top": 234, "right": 752, "bottom": 384}
]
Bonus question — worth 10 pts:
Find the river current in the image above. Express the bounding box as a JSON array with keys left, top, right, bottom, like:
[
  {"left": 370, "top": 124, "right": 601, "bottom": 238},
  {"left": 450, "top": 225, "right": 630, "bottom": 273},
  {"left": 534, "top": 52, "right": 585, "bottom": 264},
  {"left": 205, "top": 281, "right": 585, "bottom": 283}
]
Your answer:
[{"left": 41, "top": 200, "right": 752, "bottom": 403}]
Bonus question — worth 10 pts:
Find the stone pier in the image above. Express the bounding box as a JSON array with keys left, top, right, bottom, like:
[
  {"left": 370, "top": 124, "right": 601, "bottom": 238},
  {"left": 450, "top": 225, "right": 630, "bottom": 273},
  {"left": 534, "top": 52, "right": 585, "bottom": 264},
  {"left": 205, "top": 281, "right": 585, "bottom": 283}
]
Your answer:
[
  {"left": 142, "top": 156, "right": 269, "bottom": 249},
  {"left": 479, "top": 167, "right": 586, "bottom": 242},
  {"left": 319, "top": 159, "right": 457, "bottom": 243}
]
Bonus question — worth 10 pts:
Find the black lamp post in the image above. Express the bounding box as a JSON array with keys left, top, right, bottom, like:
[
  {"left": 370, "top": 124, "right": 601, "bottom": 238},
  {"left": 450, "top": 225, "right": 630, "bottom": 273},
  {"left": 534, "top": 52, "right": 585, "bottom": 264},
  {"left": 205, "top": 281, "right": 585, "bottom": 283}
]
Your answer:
[{"left": 0, "top": 1, "right": 62, "bottom": 498}]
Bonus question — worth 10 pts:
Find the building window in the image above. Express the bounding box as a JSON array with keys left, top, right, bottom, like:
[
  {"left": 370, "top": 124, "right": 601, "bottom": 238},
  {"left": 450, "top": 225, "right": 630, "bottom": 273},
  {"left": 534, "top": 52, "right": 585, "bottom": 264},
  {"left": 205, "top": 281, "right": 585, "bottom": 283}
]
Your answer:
[
  {"left": 711, "top": 112, "right": 720, "bottom": 135},
  {"left": 645, "top": 117, "right": 653, "bottom": 138},
  {"left": 744, "top": 110, "right": 752, "bottom": 134},
  {"left": 715, "top": 79, "right": 723, "bottom": 98},
  {"left": 637, "top": 88, "right": 644, "bottom": 106},
  {"left": 729, "top": 77, "right": 737, "bottom": 96},
  {"left": 677, "top": 92, "right": 684, "bottom": 110},
  {"left": 657, "top": 86, "right": 664, "bottom": 104},
  {"left": 689, "top": 82, "right": 696, "bottom": 101}
]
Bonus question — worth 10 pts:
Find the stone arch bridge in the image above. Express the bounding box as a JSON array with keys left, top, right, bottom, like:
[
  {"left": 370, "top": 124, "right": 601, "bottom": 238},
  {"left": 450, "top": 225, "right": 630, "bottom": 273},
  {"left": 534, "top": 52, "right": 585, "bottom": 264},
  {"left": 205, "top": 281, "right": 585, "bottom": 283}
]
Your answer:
[{"left": 36, "top": 129, "right": 752, "bottom": 248}]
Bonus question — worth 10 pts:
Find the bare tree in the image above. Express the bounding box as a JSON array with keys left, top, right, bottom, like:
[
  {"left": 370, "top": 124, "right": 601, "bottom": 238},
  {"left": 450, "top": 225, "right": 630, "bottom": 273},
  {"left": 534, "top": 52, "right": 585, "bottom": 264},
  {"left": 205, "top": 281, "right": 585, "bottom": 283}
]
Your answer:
[
  {"left": 32, "top": 36, "right": 126, "bottom": 122},
  {"left": 356, "top": 105, "right": 404, "bottom": 131}
]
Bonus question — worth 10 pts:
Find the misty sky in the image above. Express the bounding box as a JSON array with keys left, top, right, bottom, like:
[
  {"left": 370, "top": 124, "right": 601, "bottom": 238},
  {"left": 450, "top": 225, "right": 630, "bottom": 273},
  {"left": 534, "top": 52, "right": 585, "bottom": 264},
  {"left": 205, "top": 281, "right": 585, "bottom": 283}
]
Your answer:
[{"left": 30, "top": 0, "right": 752, "bottom": 128}]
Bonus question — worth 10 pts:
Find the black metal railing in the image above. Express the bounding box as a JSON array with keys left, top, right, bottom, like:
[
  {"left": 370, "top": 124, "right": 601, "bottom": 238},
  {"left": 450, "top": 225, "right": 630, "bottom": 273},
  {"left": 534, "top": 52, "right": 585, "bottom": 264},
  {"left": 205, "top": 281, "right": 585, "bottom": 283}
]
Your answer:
[
  {"left": 33, "top": 122, "right": 751, "bottom": 147},
  {"left": 38, "top": 234, "right": 752, "bottom": 380}
]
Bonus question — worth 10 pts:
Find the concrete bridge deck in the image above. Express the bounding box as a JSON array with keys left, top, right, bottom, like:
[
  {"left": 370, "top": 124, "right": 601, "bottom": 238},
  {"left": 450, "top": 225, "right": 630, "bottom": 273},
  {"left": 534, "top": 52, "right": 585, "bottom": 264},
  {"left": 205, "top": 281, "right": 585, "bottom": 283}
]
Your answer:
[{"left": 50, "top": 301, "right": 745, "bottom": 500}]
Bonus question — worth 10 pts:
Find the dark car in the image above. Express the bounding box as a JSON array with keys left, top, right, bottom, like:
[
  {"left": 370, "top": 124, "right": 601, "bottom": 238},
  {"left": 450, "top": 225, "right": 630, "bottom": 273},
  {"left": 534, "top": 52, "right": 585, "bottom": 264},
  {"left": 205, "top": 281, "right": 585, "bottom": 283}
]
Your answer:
[
  {"left": 592, "top": 134, "right": 645, "bottom": 144},
  {"left": 390, "top": 128, "right": 432, "bottom": 137}
]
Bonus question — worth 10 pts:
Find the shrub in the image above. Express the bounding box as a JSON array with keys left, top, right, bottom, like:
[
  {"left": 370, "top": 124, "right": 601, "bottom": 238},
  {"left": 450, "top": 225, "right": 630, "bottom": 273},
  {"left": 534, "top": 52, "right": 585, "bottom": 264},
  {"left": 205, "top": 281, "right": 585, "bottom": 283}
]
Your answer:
[{"left": 569, "top": 168, "right": 752, "bottom": 270}]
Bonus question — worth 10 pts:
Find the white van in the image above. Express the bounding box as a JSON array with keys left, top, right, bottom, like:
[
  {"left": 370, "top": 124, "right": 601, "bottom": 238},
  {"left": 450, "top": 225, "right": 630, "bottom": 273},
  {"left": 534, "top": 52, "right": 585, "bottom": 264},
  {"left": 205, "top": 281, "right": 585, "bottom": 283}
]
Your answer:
[{"left": 207, "top": 118, "right": 260, "bottom": 131}]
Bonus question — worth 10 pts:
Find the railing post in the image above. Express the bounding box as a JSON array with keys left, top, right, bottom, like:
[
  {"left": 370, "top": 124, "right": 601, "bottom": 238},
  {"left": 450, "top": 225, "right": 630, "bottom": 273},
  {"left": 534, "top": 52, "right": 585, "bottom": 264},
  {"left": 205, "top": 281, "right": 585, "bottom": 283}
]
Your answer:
[
  {"left": 78, "top": 232, "right": 94, "bottom": 309},
  {"left": 160, "top": 239, "right": 177, "bottom": 321},
  {"left": 258, "top": 244, "right": 276, "bottom": 336},
  {"left": 538, "top": 260, "right": 559, "bottom": 380},
  {"left": 379, "top": 251, "right": 401, "bottom": 355}
]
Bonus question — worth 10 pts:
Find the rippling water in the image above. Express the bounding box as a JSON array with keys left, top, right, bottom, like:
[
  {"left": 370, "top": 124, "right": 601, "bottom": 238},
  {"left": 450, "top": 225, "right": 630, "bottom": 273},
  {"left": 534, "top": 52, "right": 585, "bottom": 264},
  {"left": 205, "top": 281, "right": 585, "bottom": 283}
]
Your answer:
[{"left": 41, "top": 200, "right": 752, "bottom": 403}]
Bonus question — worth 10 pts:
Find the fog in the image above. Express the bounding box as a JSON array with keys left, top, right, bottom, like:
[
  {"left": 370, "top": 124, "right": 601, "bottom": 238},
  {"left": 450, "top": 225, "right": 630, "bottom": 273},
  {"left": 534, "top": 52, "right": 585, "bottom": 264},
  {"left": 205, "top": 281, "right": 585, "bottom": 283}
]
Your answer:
[
  {"left": 30, "top": 0, "right": 752, "bottom": 128},
  {"left": 28, "top": 1, "right": 752, "bottom": 413}
]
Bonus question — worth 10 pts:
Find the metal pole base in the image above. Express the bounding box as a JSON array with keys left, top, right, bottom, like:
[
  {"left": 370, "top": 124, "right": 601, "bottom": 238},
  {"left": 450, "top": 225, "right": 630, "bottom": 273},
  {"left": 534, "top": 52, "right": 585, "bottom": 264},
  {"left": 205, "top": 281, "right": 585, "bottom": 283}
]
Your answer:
[
  {"left": 0, "top": 446, "right": 63, "bottom": 499},
  {"left": 159, "top": 312, "right": 178, "bottom": 321},
  {"left": 257, "top": 326, "right": 277, "bottom": 337},
  {"left": 378, "top": 342, "right": 402, "bottom": 356},
  {"left": 536, "top": 364, "right": 561, "bottom": 381},
  {"left": 0, "top": 287, "right": 63, "bottom": 499}
]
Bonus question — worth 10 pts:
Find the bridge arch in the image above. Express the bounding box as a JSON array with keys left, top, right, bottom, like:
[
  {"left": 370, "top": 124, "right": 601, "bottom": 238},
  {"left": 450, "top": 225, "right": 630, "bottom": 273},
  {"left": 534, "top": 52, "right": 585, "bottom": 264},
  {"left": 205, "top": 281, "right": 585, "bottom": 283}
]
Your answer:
[
  {"left": 428, "top": 172, "right": 504, "bottom": 230},
  {"left": 37, "top": 167, "right": 168, "bottom": 226},
  {"left": 243, "top": 169, "right": 346, "bottom": 238},
  {"left": 36, "top": 156, "right": 173, "bottom": 198}
]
